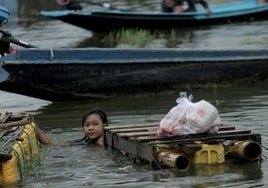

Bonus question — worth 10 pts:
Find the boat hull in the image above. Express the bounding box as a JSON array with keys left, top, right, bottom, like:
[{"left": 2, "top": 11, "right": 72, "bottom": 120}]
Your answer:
[
  {"left": 0, "top": 48, "right": 268, "bottom": 101},
  {"left": 40, "top": 1, "right": 268, "bottom": 32}
]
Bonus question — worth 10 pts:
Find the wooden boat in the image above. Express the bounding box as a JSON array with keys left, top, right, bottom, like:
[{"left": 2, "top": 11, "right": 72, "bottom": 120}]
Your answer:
[
  {"left": 104, "top": 123, "right": 262, "bottom": 170},
  {"left": 0, "top": 111, "right": 41, "bottom": 183},
  {"left": 40, "top": 0, "right": 268, "bottom": 33},
  {"left": 0, "top": 48, "right": 268, "bottom": 101}
]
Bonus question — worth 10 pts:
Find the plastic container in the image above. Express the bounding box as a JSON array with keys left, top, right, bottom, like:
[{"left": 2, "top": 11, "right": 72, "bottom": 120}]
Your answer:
[
  {"left": 0, "top": 122, "right": 38, "bottom": 183},
  {"left": 192, "top": 143, "right": 225, "bottom": 164}
]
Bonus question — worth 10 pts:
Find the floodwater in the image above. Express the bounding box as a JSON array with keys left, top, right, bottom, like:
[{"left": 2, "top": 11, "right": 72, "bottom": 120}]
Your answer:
[
  {"left": 1, "top": 83, "right": 268, "bottom": 188},
  {"left": 1, "top": 0, "right": 268, "bottom": 187},
  {"left": 2, "top": 0, "right": 268, "bottom": 49}
]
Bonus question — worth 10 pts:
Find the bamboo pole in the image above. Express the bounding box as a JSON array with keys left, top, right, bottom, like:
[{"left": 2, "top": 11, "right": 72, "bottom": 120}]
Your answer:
[
  {"left": 226, "top": 140, "right": 262, "bottom": 161},
  {"left": 157, "top": 149, "right": 190, "bottom": 170},
  {"left": 0, "top": 117, "right": 31, "bottom": 129}
]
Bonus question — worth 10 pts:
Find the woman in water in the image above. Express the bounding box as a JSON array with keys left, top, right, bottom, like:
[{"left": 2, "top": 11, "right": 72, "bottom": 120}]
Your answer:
[{"left": 36, "top": 108, "right": 108, "bottom": 146}]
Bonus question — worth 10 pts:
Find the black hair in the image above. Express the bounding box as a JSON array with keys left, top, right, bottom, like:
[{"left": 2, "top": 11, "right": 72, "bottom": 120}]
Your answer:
[{"left": 82, "top": 108, "right": 108, "bottom": 127}]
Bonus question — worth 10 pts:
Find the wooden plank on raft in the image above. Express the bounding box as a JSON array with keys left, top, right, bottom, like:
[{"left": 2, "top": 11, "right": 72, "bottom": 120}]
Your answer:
[
  {"left": 104, "top": 123, "right": 158, "bottom": 131},
  {"left": 146, "top": 133, "right": 261, "bottom": 145},
  {"left": 135, "top": 130, "right": 252, "bottom": 142},
  {"left": 219, "top": 126, "right": 236, "bottom": 131},
  {"left": 117, "top": 131, "right": 156, "bottom": 138},
  {"left": 105, "top": 124, "right": 235, "bottom": 132},
  {"left": 104, "top": 124, "right": 239, "bottom": 144},
  {"left": 109, "top": 126, "right": 158, "bottom": 134}
]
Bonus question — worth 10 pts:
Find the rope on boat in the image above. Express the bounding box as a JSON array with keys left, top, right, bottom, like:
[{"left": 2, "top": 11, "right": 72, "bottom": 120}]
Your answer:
[
  {"left": 0, "top": 119, "right": 38, "bottom": 180},
  {"left": 0, "top": 111, "right": 37, "bottom": 178},
  {"left": 149, "top": 144, "right": 163, "bottom": 170},
  {"left": 260, "top": 144, "right": 268, "bottom": 160},
  {"left": 12, "top": 147, "right": 24, "bottom": 180},
  {"left": 12, "top": 140, "right": 28, "bottom": 180},
  {"left": 0, "top": 111, "right": 48, "bottom": 182},
  {"left": 261, "top": 144, "right": 268, "bottom": 151},
  {"left": 21, "top": 123, "right": 38, "bottom": 158},
  {"left": 0, "top": 126, "right": 23, "bottom": 155},
  {"left": 50, "top": 48, "right": 54, "bottom": 60}
]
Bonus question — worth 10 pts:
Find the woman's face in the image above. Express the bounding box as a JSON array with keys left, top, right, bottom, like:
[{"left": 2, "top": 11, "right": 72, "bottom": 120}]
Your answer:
[{"left": 83, "top": 113, "right": 104, "bottom": 144}]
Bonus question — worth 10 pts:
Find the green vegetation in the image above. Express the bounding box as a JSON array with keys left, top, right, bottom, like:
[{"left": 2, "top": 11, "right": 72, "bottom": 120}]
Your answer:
[
  {"left": 77, "top": 28, "right": 195, "bottom": 48},
  {"left": 105, "top": 28, "right": 155, "bottom": 48},
  {"left": 16, "top": 125, "right": 50, "bottom": 181},
  {"left": 101, "top": 28, "right": 194, "bottom": 48}
]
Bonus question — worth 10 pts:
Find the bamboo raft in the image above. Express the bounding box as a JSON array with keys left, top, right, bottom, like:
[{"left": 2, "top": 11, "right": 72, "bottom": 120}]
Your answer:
[
  {"left": 104, "top": 123, "right": 262, "bottom": 170},
  {"left": 0, "top": 111, "right": 41, "bottom": 183}
]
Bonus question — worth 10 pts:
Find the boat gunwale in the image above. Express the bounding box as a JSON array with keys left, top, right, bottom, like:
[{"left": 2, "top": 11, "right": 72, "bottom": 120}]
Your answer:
[{"left": 2, "top": 49, "right": 268, "bottom": 64}]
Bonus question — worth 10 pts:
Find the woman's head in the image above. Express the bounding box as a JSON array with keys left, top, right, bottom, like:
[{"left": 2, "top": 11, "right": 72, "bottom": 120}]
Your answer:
[{"left": 82, "top": 109, "right": 108, "bottom": 145}]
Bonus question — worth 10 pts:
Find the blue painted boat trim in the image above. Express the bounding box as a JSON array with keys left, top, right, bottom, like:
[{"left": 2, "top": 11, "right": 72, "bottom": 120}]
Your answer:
[{"left": 4, "top": 48, "right": 268, "bottom": 64}]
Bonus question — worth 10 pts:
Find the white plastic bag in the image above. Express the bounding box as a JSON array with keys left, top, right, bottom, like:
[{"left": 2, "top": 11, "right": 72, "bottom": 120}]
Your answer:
[
  {"left": 157, "top": 97, "right": 221, "bottom": 137},
  {"left": 184, "top": 100, "right": 220, "bottom": 134}
]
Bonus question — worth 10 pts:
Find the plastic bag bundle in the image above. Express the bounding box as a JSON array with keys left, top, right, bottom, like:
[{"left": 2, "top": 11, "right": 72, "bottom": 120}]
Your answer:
[{"left": 157, "top": 97, "right": 221, "bottom": 137}]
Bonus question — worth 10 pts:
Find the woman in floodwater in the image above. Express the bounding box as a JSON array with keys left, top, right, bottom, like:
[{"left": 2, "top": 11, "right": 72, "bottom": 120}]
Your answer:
[
  {"left": 36, "top": 108, "right": 108, "bottom": 146},
  {"left": 68, "top": 108, "right": 108, "bottom": 146}
]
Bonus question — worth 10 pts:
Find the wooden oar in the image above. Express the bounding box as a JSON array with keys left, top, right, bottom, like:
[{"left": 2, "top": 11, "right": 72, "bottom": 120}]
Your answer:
[{"left": 0, "top": 28, "right": 37, "bottom": 48}]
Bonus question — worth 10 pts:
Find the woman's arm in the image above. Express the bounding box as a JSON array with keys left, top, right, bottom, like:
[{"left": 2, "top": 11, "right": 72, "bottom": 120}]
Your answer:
[
  {"left": 35, "top": 124, "right": 52, "bottom": 144},
  {"left": 199, "top": 0, "right": 211, "bottom": 15}
]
